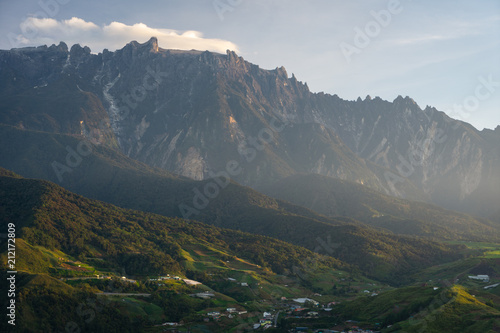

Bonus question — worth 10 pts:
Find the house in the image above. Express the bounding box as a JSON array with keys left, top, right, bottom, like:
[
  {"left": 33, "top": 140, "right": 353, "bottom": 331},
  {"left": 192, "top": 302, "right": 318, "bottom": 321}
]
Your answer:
[
  {"left": 207, "top": 312, "right": 220, "bottom": 317},
  {"left": 228, "top": 277, "right": 236, "bottom": 282},
  {"left": 468, "top": 275, "right": 490, "bottom": 282},
  {"left": 190, "top": 292, "right": 215, "bottom": 299},
  {"left": 120, "top": 276, "right": 136, "bottom": 283},
  {"left": 183, "top": 278, "right": 201, "bottom": 286},
  {"left": 161, "top": 322, "right": 179, "bottom": 326},
  {"left": 307, "top": 311, "right": 319, "bottom": 316},
  {"left": 484, "top": 283, "right": 499, "bottom": 290},
  {"left": 241, "top": 282, "right": 248, "bottom": 286},
  {"left": 227, "top": 308, "right": 237, "bottom": 313},
  {"left": 293, "top": 298, "right": 319, "bottom": 306},
  {"left": 263, "top": 311, "right": 272, "bottom": 319}
]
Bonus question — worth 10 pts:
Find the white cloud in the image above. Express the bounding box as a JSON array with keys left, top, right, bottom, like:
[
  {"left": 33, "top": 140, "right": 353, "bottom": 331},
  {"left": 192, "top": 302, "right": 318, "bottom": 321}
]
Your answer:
[{"left": 12, "top": 17, "right": 239, "bottom": 53}]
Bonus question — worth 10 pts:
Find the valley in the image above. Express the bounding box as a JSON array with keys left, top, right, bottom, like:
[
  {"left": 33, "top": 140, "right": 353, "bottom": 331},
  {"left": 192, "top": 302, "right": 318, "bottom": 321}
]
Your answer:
[{"left": 1, "top": 169, "right": 499, "bottom": 332}]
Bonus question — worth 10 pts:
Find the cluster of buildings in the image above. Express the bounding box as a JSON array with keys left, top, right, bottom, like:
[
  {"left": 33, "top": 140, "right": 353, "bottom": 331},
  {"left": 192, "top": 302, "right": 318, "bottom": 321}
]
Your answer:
[
  {"left": 148, "top": 274, "right": 181, "bottom": 282},
  {"left": 227, "top": 277, "right": 249, "bottom": 286},
  {"left": 362, "top": 290, "right": 379, "bottom": 296},
  {"left": 148, "top": 275, "right": 201, "bottom": 286},
  {"left": 204, "top": 308, "right": 248, "bottom": 322},
  {"left": 253, "top": 311, "right": 276, "bottom": 330}
]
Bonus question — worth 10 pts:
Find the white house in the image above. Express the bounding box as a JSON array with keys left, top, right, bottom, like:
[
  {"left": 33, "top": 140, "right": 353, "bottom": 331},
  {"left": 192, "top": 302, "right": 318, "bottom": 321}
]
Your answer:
[
  {"left": 293, "top": 298, "right": 319, "bottom": 306},
  {"left": 484, "top": 283, "right": 499, "bottom": 290},
  {"left": 468, "top": 275, "right": 490, "bottom": 282}
]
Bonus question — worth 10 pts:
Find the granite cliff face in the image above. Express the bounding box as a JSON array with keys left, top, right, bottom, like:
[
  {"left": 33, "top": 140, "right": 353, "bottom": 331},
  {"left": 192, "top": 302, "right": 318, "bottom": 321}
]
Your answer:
[
  {"left": 298, "top": 94, "right": 500, "bottom": 214},
  {"left": 1, "top": 37, "right": 498, "bottom": 215}
]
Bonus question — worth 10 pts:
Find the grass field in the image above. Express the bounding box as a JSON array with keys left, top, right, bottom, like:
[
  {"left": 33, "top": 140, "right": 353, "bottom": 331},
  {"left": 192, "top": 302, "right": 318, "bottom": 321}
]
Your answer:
[{"left": 445, "top": 241, "right": 500, "bottom": 258}]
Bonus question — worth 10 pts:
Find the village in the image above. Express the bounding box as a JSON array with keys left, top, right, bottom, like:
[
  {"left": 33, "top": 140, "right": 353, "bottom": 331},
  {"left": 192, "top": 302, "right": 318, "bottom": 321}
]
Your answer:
[
  {"left": 56, "top": 261, "right": 499, "bottom": 333},
  {"left": 60, "top": 268, "right": 390, "bottom": 332}
]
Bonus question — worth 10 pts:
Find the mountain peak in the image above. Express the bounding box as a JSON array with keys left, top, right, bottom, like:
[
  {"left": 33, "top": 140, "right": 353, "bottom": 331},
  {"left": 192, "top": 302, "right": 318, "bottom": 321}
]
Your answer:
[
  {"left": 51, "top": 41, "right": 68, "bottom": 52},
  {"left": 275, "top": 65, "right": 288, "bottom": 78},
  {"left": 393, "top": 95, "right": 417, "bottom": 105},
  {"left": 393, "top": 95, "right": 405, "bottom": 102},
  {"left": 146, "top": 36, "right": 159, "bottom": 52},
  {"left": 226, "top": 49, "right": 239, "bottom": 62},
  {"left": 69, "top": 43, "right": 91, "bottom": 57},
  {"left": 123, "top": 36, "right": 159, "bottom": 53}
]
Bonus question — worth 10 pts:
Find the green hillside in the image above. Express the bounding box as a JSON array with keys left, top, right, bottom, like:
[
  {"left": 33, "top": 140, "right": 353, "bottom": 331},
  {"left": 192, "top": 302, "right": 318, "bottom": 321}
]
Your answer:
[
  {"left": 0, "top": 171, "right": 342, "bottom": 277},
  {"left": 394, "top": 285, "right": 500, "bottom": 333},
  {"left": 262, "top": 173, "right": 500, "bottom": 241},
  {"left": 0, "top": 170, "right": 352, "bottom": 332},
  {"left": 330, "top": 285, "right": 500, "bottom": 332}
]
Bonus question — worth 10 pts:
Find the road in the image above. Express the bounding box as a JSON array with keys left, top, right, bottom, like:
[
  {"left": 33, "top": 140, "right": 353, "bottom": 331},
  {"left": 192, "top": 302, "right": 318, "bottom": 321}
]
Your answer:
[
  {"left": 95, "top": 293, "right": 151, "bottom": 297},
  {"left": 274, "top": 310, "right": 281, "bottom": 327}
]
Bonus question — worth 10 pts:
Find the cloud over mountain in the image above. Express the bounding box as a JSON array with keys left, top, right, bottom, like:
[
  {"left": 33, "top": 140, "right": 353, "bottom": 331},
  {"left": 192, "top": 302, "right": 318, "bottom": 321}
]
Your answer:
[{"left": 13, "top": 17, "right": 239, "bottom": 53}]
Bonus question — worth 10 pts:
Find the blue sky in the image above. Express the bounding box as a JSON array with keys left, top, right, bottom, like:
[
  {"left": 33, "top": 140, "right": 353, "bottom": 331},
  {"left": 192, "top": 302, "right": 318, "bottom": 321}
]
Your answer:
[{"left": 1, "top": 0, "right": 499, "bottom": 130}]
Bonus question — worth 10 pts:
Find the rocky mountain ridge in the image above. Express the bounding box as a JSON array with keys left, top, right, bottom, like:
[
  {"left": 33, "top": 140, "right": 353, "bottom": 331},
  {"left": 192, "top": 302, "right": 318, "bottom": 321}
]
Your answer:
[{"left": 1, "top": 37, "right": 499, "bottom": 215}]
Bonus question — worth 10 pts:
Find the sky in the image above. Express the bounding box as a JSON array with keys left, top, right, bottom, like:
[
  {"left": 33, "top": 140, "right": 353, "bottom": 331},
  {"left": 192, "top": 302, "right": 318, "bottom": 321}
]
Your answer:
[{"left": 0, "top": 0, "right": 499, "bottom": 130}]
